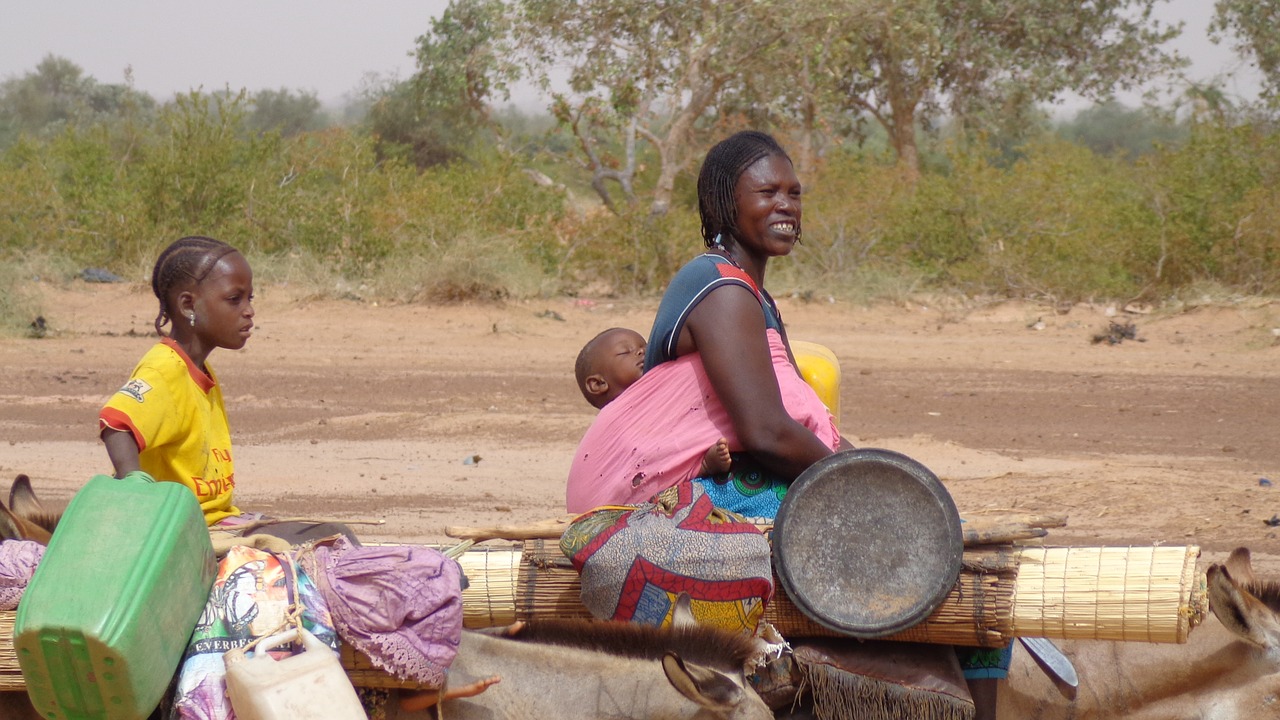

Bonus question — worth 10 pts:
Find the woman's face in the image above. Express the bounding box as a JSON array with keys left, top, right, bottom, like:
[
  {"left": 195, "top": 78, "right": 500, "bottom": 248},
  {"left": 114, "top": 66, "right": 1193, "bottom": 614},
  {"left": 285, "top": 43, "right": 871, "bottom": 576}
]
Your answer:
[{"left": 731, "top": 154, "right": 801, "bottom": 258}]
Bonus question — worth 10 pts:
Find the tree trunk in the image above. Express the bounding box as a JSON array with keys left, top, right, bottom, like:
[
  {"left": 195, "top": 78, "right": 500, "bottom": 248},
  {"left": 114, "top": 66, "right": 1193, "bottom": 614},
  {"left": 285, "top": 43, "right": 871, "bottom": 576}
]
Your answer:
[
  {"left": 892, "top": 121, "right": 920, "bottom": 180},
  {"left": 647, "top": 45, "right": 724, "bottom": 216},
  {"left": 649, "top": 146, "right": 678, "bottom": 217},
  {"left": 793, "top": 56, "right": 820, "bottom": 177},
  {"left": 886, "top": 80, "right": 921, "bottom": 181}
]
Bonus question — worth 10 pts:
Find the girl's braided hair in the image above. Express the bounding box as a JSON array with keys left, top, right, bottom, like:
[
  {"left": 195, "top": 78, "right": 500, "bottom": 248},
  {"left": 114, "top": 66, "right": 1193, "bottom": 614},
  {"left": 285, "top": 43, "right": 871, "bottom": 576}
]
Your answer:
[
  {"left": 696, "top": 131, "right": 791, "bottom": 249},
  {"left": 150, "top": 236, "right": 239, "bottom": 336}
]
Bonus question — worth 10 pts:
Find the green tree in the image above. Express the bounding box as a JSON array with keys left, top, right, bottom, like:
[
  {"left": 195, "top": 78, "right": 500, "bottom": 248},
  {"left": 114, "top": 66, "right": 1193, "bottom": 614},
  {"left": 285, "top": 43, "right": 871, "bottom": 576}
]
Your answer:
[
  {"left": 414, "top": 0, "right": 518, "bottom": 131},
  {"left": 516, "top": 0, "right": 786, "bottom": 215},
  {"left": 1210, "top": 0, "right": 1280, "bottom": 104},
  {"left": 379, "top": 0, "right": 519, "bottom": 167},
  {"left": 1056, "top": 101, "right": 1186, "bottom": 158},
  {"left": 0, "top": 55, "right": 155, "bottom": 147},
  {"left": 246, "top": 88, "right": 326, "bottom": 137},
  {"left": 775, "top": 0, "right": 1184, "bottom": 177}
]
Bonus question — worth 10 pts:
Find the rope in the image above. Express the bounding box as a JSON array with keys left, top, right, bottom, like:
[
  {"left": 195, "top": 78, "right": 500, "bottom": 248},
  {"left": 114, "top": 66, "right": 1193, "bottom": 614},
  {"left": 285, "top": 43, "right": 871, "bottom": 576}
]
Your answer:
[{"left": 239, "top": 548, "right": 308, "bottom": 654}]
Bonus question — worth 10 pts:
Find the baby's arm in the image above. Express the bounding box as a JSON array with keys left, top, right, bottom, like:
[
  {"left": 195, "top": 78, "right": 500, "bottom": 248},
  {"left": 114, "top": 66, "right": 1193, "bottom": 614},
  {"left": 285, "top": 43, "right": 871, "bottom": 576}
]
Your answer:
[
  {"left": 697, "top": 438, "right": 732, "bottom": 476},
  {"left": 102, "top": 429, "right": 142, "bottom": 479}
]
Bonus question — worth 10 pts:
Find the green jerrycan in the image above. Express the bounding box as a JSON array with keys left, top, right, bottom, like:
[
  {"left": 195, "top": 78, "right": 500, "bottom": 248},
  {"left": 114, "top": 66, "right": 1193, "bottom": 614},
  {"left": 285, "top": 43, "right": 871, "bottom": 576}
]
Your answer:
[{"left": 14, "top": 472, "right": 216, "bottom": 720}]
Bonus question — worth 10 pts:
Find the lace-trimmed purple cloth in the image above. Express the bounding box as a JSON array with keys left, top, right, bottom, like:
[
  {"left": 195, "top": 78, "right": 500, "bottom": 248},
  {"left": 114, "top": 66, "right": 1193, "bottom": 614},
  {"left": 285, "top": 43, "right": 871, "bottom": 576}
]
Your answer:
[
  {"left": 298, "top": 536, "right": 463, "bottom": 686},
  {"left": 0, "top": 540, "right": 44, "bottom": 610}
]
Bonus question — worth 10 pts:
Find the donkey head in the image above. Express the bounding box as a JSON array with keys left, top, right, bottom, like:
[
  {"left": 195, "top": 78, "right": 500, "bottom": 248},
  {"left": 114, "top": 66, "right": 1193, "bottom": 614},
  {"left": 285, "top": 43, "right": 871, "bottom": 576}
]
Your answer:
[
  {"left": 0, "top": 474, "right": 58, "bottom": 544},
  {"left": 1206, "top": 546, "right": 1280, "bottom": 650}
]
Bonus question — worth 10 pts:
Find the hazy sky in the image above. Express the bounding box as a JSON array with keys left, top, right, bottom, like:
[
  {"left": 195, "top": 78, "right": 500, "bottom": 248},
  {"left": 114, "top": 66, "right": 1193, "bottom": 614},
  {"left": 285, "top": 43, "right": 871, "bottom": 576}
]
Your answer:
[
  {"left": 0, "top": 0, "right": 1264, "bottom": 111},
  {"left": 1, "top": 1, "right": 451, "bottom": 104}
]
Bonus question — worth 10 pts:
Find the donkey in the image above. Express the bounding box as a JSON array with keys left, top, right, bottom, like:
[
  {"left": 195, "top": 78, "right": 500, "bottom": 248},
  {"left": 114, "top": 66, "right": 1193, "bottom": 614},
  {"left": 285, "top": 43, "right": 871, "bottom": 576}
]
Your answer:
[
  {"left": 0, "top": 475, "right": 57, "bottom": 544},
  {"left": 1, "top": 475, "right": 57, "bottom": 720},
  {"left": 391, "top": 606, "right": 775, "bottom": 720},
  {"left": 998, "top": 547, "right": 1280, "bottom": 719}
]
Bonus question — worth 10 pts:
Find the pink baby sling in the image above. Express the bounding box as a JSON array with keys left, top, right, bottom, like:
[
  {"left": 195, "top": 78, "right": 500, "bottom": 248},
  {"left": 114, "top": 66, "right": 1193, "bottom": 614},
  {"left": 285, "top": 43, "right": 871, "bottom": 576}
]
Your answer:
[{"left": 566, "top": 329, "right": 839, "bottom": 513}]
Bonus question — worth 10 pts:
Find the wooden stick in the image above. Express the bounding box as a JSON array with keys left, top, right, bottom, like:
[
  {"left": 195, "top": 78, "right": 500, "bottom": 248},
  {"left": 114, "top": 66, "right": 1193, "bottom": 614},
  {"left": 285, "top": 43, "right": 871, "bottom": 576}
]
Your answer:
[
  {"left": 962, "top": 513, "right": 1067, "bottom": 531},
  {"left": 445, "top": 513, "right": 1069, "bottom": 547},
  {"left": 961, "top": 514, "right": 1067, "bottom": 546},
  {"left": 445, "top": 515, "right": 577, "bottom": 542}
]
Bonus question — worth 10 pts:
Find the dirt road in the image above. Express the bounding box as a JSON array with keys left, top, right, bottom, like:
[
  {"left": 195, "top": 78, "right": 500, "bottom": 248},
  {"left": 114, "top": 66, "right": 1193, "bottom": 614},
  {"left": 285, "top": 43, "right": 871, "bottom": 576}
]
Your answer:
[{"left": 2, "top": 282, "right": 1278, "bottom": 574}]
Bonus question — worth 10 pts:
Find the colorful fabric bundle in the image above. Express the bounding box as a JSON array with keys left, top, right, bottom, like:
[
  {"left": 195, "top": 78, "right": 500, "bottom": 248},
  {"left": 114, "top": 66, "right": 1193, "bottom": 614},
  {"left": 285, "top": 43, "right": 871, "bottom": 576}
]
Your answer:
[
  {"left": 170, "top": 545, "right": 336, "bottom": 720},
  {"left": 0, "top": 540, "right": 43, "bottom": 611},
  {"left": 297, "top": 535, "right": 463, "bottom": 687},
  {"left": 561, "top": 481, "right": 773, "bottom": 634}
]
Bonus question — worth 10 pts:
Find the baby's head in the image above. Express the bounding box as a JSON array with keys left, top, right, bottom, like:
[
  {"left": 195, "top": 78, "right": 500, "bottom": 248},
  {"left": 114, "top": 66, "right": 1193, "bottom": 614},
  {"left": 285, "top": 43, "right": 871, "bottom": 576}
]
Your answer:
[{"left": 575, "top": 327, "right": 646, "bottom": 409}]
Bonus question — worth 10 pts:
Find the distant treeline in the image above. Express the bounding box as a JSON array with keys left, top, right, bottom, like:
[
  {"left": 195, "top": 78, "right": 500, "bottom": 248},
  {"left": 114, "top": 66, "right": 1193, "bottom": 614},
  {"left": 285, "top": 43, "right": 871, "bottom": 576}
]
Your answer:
[{"left": 1, "top": 52, "right": 1279, "bottom": 332}]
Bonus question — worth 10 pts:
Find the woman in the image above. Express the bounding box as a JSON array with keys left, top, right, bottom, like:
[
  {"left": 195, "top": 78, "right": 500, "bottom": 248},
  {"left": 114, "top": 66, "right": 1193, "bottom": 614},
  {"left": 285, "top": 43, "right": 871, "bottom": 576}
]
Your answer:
[
  {"left": 565, "top": 131, "right": 1000, "bottom": 718},
  {"left": 565, "top": 130, "right": 845, "bottom": 517}
]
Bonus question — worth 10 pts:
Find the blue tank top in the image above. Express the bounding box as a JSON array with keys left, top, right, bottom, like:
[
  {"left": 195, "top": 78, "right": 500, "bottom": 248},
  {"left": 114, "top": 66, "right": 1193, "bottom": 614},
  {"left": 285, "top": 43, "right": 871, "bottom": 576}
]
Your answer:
[{"left": 644, "top": 254, "right": 781, "bottom": 370}]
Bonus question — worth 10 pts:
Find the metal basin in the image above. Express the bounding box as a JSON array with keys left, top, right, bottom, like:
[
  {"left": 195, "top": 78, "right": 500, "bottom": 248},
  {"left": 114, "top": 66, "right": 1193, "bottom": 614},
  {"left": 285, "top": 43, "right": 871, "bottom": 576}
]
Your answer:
[{"left": 772, "top": 448, "right": 963, "bottom": 638}]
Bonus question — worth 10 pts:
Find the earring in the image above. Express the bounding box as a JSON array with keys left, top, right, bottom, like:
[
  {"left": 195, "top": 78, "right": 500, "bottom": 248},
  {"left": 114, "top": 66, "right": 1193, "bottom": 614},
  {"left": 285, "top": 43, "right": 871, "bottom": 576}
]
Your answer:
[
  {"left": 188, "top": 313, "right": 196, "bottom": 327},
  {"left": 712, "top": 233, "right": 725, "bottom": 250}
]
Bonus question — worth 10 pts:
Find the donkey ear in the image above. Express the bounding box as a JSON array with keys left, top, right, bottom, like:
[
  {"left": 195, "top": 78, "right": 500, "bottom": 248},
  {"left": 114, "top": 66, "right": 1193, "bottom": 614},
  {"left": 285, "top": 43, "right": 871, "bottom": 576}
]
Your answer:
[
  {"left": 0, "top": 500, "right": 52, "bottom": 544},
  {"left": 1223, "top": 547, "right": 1257, "bottom": 587},
  {"left": 10, "top": 474, "right": 45, "bottom": 517},
  {"left": 661, "top": 653, "right": 744, "bottom": 709},
  {"left": 0, "top": 501, "right": 25, "bottom": 542},
  {"left": 671, "top": 592, "right": 697, "bottom": 629},
  {"left": 1207, "top": 562, "right": 1280, "bottom": 649}
]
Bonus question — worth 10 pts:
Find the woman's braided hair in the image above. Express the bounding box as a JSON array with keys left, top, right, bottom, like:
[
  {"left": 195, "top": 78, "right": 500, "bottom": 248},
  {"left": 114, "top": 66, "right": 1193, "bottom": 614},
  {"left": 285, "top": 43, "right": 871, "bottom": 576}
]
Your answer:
[
  {"left": 696, "top": 131, "right": 791, "bottom": 249},
  {"left": 150, "top": 236, "right": 239, "bottom": 336}
]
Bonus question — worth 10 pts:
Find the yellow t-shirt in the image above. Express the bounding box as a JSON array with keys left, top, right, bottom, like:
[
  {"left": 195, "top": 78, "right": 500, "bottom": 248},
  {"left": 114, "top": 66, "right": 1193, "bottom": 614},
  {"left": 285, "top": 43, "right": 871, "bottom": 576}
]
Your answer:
[{"left": 99, "top": 338, "right": 241, "bottom": 524}]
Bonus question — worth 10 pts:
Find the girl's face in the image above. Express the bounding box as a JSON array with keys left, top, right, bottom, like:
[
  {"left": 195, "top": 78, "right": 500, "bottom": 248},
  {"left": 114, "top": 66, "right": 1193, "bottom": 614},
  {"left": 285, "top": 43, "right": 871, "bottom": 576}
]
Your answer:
[
  {"left": 191, "top": 252, "right": 255, "bottom": 351},
  {"left": 731, "top": 154, "right": 801, "bottom": 259}
]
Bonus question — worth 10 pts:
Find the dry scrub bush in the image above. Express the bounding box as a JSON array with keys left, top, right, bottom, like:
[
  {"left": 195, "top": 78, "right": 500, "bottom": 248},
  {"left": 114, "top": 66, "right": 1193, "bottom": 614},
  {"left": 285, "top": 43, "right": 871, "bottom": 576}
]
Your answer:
[{"left": 6, "top": 95, "right": 1280, "bottom": 305}]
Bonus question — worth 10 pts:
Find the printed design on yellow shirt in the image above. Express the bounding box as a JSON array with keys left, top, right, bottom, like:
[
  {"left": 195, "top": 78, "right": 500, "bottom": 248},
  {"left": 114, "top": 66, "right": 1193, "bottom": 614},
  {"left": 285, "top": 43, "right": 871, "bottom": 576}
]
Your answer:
[
  {"left": 117, "top": 378, "right": 153, "bottom": 403},
  {"left": 195, "top": 447, "right": 237, "bottom": 500}
]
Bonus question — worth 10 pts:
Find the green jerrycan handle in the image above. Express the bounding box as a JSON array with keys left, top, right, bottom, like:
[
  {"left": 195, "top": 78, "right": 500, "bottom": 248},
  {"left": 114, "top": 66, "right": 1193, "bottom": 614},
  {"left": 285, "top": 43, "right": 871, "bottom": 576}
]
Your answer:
[{"left": 120, "top": 470, "right": 157, "bottom": 484}]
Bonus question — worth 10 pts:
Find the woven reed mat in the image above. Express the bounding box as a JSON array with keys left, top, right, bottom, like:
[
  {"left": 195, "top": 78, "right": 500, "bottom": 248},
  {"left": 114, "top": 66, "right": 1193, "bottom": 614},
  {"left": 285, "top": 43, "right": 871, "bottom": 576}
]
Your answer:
[
  {"left": 458, "top": 541, "right": 1207, "bottom": 647},
  {"left": 1011, "top": 545, "right": 1207, "bottom": 643},
  {"left": 0, "top": 610, "right": 19, "bottom": 692},
  {"left": 465, "top": 540, "right": 1020, "bottom": 647},
  {"left": 339, "top": 542, "right": 1015, "bottom": 690},
  {"left": 0, "top": 544, "right": 1208, "bottom": 692}
]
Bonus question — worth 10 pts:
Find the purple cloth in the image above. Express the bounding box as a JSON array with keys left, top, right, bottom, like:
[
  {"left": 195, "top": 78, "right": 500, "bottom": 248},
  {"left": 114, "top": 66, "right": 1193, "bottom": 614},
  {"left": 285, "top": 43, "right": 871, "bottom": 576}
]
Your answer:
[
  {"left": 299, "top": 537, "right": 463, "bottom": 686},
  {"left": 0, "top": 540, "right": 44, "bottom": 610}
]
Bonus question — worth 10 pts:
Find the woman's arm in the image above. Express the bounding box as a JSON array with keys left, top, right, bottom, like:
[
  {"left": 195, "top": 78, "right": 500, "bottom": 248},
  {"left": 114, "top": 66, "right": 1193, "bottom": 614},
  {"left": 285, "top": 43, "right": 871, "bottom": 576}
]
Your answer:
[
  {"left": 683, "top": 286, "right": 834, "bottom": 480},
  {"left": 102, "top": 429, "right": 142, "bottom": 479}
]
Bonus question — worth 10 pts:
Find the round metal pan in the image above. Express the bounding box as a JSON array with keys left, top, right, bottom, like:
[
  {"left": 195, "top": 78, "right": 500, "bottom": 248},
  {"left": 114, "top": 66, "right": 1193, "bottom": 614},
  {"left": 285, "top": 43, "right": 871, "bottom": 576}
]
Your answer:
[{"left": 772, "top": 448, "right": 963, "bottom": 638}]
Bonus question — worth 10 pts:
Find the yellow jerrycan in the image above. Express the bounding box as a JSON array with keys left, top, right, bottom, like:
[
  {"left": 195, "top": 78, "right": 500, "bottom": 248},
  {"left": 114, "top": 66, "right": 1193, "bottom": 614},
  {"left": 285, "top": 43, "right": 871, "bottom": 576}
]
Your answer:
[
  {"left": 791, "top": 340, "right": 842, "bottom": 427},
  {"left": 223, "top": 626, "right": 366, "bottom": 720}
]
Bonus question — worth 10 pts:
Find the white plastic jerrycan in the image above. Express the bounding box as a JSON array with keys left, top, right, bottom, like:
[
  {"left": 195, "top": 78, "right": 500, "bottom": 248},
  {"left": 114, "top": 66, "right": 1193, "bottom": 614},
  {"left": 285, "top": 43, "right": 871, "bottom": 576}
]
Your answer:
[{"left": 224, "top": 626, "right": 366, "bottom": 720}]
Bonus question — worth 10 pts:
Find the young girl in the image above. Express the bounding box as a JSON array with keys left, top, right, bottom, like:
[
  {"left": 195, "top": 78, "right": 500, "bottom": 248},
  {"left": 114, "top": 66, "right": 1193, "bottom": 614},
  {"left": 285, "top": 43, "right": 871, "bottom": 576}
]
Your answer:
[{"left": 99, "top": 236, "right": 253, "bottom": 525}]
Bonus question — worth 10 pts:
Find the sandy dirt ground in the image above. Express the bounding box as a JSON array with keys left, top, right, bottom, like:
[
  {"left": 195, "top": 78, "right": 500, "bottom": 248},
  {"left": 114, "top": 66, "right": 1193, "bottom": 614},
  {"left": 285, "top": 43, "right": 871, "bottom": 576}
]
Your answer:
[{"left": 2, "top": 281, "right": 1279, "bottom": 583}]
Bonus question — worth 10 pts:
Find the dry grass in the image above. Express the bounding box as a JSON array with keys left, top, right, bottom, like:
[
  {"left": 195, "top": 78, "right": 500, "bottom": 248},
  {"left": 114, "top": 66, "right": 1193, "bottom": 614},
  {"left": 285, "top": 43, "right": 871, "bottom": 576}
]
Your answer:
[
  {"left": 0, "top": 254, "right": 77, "bottom": 338},
  {"left": 249, "top": 237, "right": 558, "bottom": 305}
]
